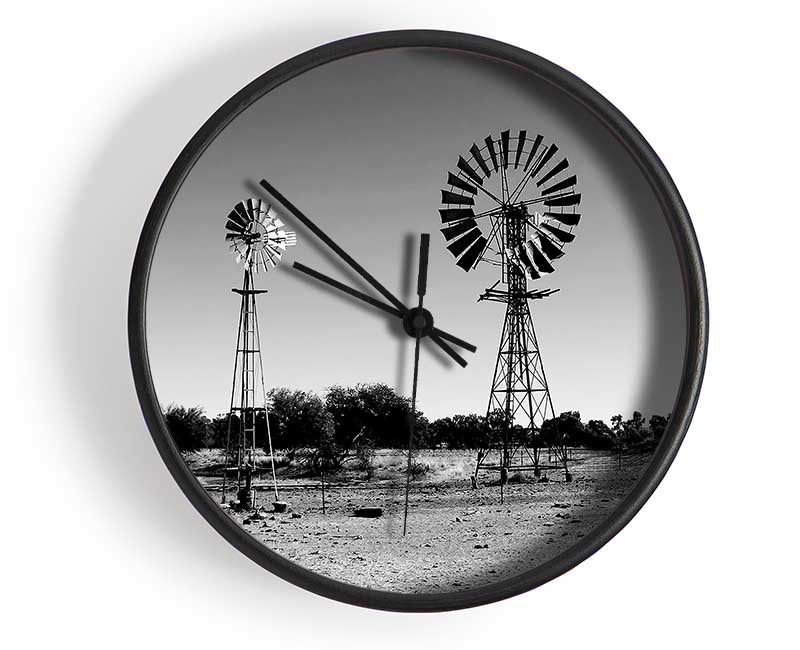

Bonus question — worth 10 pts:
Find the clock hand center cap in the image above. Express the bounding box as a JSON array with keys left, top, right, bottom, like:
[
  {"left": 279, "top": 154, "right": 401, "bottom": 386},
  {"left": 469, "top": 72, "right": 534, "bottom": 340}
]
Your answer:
[{"left": 402, "top": 307, "right": 435, "bottom": 338}]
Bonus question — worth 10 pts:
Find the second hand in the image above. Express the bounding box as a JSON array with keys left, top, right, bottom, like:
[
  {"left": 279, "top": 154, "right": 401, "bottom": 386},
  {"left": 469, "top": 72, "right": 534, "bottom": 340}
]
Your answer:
[{"left": 403, "top": 233, "right": 429, "bottom": 536}]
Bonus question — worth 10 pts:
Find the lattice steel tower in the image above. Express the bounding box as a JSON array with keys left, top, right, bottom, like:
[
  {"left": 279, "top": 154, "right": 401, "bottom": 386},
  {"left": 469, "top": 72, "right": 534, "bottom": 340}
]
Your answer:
[
  {"left": 221, "top": 198, "right": 296, "bottom": 508},
  {"left": 437, "top": 130, "right": 582, "bottom": 481}
]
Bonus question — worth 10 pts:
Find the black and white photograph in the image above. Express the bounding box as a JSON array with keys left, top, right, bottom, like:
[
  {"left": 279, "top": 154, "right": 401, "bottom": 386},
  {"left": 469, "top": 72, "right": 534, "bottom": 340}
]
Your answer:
[
  {"left": 147, "top": 48, "right": 689, "bottom": 594},
  {"left": 4, "top": 2, "right": 798, "bottom": 649}
]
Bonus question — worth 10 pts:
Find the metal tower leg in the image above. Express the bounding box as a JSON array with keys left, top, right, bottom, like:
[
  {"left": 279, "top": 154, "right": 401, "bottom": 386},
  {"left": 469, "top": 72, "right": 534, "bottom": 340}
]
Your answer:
[
  {"left": 222, "top": 266, "right": 276, "bottom": 510},
  {"left": 475, "top": 206, "right": 570, "bottom": 482}
]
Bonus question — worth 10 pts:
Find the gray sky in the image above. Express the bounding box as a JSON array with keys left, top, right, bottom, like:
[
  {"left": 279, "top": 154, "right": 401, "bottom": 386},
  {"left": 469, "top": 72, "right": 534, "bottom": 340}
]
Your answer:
[{"left": 147, "top": 48, "right": 686, "bottom": 423}]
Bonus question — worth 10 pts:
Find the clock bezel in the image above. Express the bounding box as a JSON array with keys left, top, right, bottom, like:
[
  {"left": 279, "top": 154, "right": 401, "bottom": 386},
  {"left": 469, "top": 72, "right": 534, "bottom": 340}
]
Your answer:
[{"left": 128, "top": 29, "right": 709, "bottom": 612}]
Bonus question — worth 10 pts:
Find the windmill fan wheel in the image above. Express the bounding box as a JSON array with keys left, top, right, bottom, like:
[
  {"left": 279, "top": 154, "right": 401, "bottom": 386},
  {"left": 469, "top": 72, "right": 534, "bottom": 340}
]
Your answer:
[
  {"left": 438, "top": 130, "right": 582, "bottom": 280},
  {"left": 224, "top": 198, "right": 297, "bottom": 272}
]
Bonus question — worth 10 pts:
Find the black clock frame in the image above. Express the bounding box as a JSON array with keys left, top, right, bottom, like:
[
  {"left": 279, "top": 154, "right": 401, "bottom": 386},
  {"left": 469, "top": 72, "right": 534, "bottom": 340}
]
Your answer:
[{"left": 128, "top": 29, "right": 709, "bottom": 612}]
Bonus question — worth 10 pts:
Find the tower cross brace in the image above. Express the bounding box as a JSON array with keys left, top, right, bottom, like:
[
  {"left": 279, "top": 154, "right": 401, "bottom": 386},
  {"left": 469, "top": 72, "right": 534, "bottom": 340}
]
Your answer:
[
  {"left": 221, "top": 265, "right": 279, "bottom": 507},
  {"left": 476, "top": 205, "right": 570, "bottom": 481}
]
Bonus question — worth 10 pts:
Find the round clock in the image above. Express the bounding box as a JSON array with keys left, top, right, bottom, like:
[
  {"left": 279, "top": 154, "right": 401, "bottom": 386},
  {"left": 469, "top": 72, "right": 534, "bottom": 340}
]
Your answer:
[{"left": 129, "top": 30, "right": 708, "bottom": 611}]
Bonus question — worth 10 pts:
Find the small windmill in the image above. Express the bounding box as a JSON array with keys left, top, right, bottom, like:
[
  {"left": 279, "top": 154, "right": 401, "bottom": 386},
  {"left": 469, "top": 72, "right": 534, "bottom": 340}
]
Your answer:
[
  {"left": 221, "top": 198, "right": 296, "bottom": 508},
  {"left": 438, "top": 130, "right": 581, "bottom": 482}
]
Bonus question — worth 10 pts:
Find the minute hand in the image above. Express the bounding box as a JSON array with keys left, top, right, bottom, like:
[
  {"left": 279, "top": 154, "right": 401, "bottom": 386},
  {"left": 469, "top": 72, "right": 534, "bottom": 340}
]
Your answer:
[
  {"left": 260, "top": 178, "right": 407, "bottom": 313},
  {"left": 259, "top": 179, "right": 476, "bottom": 366}
]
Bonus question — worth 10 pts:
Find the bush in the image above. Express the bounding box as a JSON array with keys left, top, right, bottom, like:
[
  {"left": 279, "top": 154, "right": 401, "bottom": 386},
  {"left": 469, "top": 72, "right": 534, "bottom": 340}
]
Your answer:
[
  {"left": 426, "top": 410, "right": 505, "bottom": 450},
  {"left": 268, "top": 388, "right": 334, "bottom": 459},
  {"left": 325, "top": 383, "right": 416, "bottom": 450},
  {"left": 353, "top": 439, "right": 376, "bottom": 478},
  {"left": 583, "top": 419, "right": 616, "bottom": 450},
  {"left": 540, "top": 411, "right": 585, "bottom": 448},
  {"left": 408, "top": 460, "right": 430, "bottom": 480},
  {"left": 163, "top": 404, "right": 210, "bottom": 451},
  {"left": 649, "top": 414, "right": 669, "bottom": 441}
]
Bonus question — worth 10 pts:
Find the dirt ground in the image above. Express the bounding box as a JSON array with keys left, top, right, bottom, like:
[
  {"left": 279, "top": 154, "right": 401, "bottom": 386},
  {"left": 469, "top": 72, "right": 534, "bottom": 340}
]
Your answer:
[{"left": 185, "top": 448, "right": 653, "bottom": 593}]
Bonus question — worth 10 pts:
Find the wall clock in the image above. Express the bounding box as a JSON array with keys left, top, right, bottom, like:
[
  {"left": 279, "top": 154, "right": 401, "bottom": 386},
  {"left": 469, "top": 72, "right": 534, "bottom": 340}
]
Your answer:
[{"left": 129, "top": 30, "right": 708, "bottom": 611}]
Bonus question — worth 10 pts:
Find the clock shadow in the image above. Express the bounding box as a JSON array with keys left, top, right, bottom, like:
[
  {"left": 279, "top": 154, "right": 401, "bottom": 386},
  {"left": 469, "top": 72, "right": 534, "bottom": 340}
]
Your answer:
[{"left": 50, "top": 20, "right": 390, "bottom": 612}]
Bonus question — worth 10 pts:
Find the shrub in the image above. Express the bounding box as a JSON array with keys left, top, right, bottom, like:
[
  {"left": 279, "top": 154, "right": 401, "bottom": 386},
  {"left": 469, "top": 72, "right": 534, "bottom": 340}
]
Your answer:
[
  {"left": 163, "top": 404, "right": 210, "bottom": 452},
  {"left": 268, "top": 388, "right": 334, "bottom": 459},
  {"left": 408, "top": 460, "right": 430, "bottom": 479}
]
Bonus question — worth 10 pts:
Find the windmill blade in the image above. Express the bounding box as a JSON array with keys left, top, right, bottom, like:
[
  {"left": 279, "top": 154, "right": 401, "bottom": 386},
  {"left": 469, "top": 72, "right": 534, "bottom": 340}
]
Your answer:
[
  {"left": 234, "top": 202, "right": 251, "bottom": 222},
  {"left": 226, "top": 208, "right": 248, "bottom": 228},
  {"left": 506, "top": 246, "right": 537, "bottom": 280},
  {"left": 542, "top": 222, "right": 576, "bottom": 243},
  {"left": 441, "top": 190, "right": 475, "bottom": 206},
  {"left": 457, "top": 156, "right": 484, "bottom": 186},
  {"left": 255, "top": 198, "right": 269, "bottom": 223},
  {"left": 447, "top": 172, "right": 477, "bottom": 195},
  {"left": 275, "top": 229, "right": 297, "bottom": 248},
  {"left": 528, "top": 143, "right": 559, "bottom": 181},
  {"left": 263, "top": 247, "right": 280, "bottom": 265},
  {"left": 515, "top": 244, "right": 540, "bottom": 279},
  {"left": 469, "top": 144, "right": 492, "bottom": 178},
  {"left": 537, "top": 234, "right": 564, "bottom": 260},
  {"left": 439, "top": 208, "right": 476, "bottom": 224},
  {"left": 541, "top": 175, "right": 577, "bottom": 195},
  {"left": 543, "top": 211, "right": 581, "bottom": 226},
  {"left": 525, "top": 240, "right": 555, "bottom": 274},
  {"left": 544, "top": 193, "right": 581, "bottom": 207},
  {"left": 505, "top": 245, "right": 521, "bottom": 267},
  {"left": 441, "top": 218, "right": 479, "bottom": 241},
  {"left": 446, "top": 228, "right": 481, "bottom": 257},
  {"left": 484, "top": 136, "right": 499, "bottom": 172},
  {"left": 514, "top": 130, "right": 527, "bottom": 168},
  {"left": 536, "top": 158, "right": 570, "bottom": 187},
  {"left": 225, "top": 219, "right": 245, "bottom": 233},
  {"left": 523, "top": 134, "right": 543, "bottom": 171},
  {"left": 456, "top": 236, "right": 487, "bottom": 271},
  {"left": 501, "top": 130, "right": 510, "bottom": 169},
  {"left": 246, "top": 198, "right": 259, "bottom": 219},
  {"left": 225, "top": 232, "right": 243, "bottom": 241}
]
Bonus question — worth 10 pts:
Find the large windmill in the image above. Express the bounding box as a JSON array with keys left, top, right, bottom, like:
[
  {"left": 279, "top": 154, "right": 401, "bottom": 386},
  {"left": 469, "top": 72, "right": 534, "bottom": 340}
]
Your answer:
[
  {"left": 438, "top": 130, "right": 581, "bottom": 481},
  {"left": 221, "top": 198, "right": 296, "bottom": 508}
]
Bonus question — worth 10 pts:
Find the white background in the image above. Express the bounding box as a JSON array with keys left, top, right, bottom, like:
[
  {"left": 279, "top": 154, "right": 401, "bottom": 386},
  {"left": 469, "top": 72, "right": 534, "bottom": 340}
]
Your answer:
[{"left": 2, "top": 2, "right": 798, "bottom": 648}]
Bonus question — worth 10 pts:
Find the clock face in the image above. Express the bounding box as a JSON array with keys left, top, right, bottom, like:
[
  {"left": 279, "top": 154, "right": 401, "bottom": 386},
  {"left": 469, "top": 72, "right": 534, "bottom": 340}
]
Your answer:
[{"left": 132, "top": 32, "right": 707, "bottom": 610}]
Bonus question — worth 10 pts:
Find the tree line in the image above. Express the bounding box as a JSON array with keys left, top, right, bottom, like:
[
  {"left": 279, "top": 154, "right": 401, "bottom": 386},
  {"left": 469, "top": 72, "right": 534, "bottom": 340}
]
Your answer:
[{"left": 164, "top": 382, "right": 670, "bottom": 466}]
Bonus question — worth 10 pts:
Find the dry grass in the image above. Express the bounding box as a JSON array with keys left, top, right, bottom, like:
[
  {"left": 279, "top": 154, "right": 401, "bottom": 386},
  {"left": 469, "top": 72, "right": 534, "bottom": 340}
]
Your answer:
[{"left": 186, "top": 448, "right": 653, "bottom": 593}]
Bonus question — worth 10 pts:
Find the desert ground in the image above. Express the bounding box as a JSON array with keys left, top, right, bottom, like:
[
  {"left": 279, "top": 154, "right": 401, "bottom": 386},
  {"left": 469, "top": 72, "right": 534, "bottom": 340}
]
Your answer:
[{"left": 184, "top": 448, "right": 653, "bottom": 593}]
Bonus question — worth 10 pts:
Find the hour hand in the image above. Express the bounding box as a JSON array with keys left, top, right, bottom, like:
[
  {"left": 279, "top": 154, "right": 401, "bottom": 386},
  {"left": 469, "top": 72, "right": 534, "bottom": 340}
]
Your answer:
[{"left": 292, "top": 262, "right": 477, "bottom": 358}]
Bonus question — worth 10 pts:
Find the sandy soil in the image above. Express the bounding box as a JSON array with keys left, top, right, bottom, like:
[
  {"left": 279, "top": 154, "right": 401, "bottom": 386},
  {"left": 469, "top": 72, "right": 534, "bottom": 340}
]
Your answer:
[{"left": 187, "top": 448, "right": 652, "bottom": 593}]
